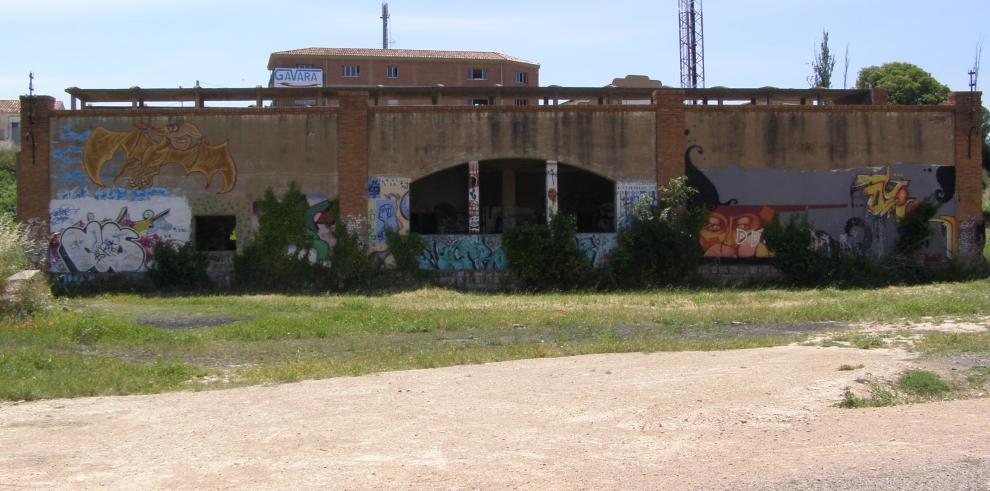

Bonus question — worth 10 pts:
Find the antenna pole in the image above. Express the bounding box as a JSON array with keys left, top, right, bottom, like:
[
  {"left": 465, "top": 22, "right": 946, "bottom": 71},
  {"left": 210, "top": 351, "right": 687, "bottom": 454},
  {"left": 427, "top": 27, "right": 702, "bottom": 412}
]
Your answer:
[
  {"left": 381, "top": 3, "right": 390, "bottom": 50},
  {"left": 678, "top": 0, "right": 705, "bottom": 89}
]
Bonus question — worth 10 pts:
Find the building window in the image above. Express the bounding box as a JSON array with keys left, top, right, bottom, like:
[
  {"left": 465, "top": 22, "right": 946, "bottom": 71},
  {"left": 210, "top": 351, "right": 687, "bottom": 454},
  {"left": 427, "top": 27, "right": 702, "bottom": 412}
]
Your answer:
[
  {"left": 195, "top": 215, "right": 237, "bottom": 251},
  {"left": 470, "top": 98, "right": 490, "bottom": 106},
  {"left": 386, "top": 66, "right": 399, "bottom": 78},
  {"left": 468, "top": 68, "right": 488, "bottom": 80},
  {"left": 514, "top": 72, "right": 529, "bottom": 84},
  {"left": 514, "top": 99, "right": 529, "bottom": 106},
  {"left": 295, "top": 64, "right": 315, "bottom": 69},
  {"left": 10, "top": 122, "right": 19, "bottom": 143},
  {"left": 342, "top": 65, "right": 360, "bottom": 78}
]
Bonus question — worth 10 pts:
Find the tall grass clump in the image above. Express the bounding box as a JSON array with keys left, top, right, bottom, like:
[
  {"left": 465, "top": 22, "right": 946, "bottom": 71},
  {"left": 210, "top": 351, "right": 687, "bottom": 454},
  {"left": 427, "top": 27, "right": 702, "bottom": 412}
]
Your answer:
[{"left": 0, "top": 213, "right": 51, "bottom": 315}]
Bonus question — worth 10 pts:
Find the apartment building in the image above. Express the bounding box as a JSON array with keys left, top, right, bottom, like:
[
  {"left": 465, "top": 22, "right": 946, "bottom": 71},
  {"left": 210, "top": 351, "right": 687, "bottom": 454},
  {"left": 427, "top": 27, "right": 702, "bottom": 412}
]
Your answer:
[{"left": 267, "top": 47, "right": 539, "bottom": 106}]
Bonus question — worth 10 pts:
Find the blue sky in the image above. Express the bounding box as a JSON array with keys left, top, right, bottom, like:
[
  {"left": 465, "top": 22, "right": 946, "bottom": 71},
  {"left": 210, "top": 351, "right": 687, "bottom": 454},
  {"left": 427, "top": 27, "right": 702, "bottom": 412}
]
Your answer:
[{"left": 3, "top": 0, "right": 988, "bottom": 105}]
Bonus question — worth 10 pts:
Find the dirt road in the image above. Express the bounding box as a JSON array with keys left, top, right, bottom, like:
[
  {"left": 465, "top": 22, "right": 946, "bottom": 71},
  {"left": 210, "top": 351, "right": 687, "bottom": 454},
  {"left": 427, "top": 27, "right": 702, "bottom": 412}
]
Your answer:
[{"left": 2, "top": 345, "right": 989, "bottom": 490}]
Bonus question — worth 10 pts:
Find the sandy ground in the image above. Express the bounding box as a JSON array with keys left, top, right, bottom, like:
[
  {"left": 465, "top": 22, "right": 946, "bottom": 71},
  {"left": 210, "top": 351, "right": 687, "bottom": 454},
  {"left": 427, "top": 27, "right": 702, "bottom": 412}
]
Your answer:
[{"left": 2, "top": 345, "right": 989, "bottom": 490}]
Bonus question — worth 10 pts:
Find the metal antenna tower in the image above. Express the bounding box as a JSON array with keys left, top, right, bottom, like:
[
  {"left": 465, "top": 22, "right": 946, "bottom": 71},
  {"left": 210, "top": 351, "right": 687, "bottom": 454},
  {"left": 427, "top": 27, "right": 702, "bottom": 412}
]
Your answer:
[
  {"left": 381, "top": 3, "right": 391, "bottom": 49},
  {"left": 678, "top": 0, "right": 705, "bottom": 88}
]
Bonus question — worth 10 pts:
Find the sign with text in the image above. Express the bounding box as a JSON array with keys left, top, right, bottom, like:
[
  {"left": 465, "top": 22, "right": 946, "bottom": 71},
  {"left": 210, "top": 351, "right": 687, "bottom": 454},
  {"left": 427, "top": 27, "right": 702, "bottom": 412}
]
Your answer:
[{"left": 273, "top": 68, "right": 323, "bottom": 88}]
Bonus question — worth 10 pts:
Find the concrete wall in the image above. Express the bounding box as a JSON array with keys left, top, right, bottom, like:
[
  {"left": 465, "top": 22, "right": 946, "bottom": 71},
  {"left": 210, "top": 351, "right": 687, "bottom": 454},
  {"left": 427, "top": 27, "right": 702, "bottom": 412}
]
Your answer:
[
  {"left": 368, "top": 107, "right": 657, "bottom": 182},
  {"left": 685, "top": 108, "right": 955, "bottom": 170},
  {"left": 46, "top": 110, "right": 338, "bottom": 273}
]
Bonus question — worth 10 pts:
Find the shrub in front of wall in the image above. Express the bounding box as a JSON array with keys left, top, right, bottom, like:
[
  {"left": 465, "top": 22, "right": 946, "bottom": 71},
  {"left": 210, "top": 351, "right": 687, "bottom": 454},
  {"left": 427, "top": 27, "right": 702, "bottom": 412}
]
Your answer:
[
  {"left": 330, "top": 222, "right": 376, "bottom": 290},
  {"left": 385, "top": 228, "right": 425, "bottom": 277},
  {"left": 608, "top": 177, "right": 706, "bottom": 288},
  {"left": 147, "top": 242, "right": 211, "bottom": 291},
  {"left": 233, "top": 183, "right": 330, "bottom": 290},
  {"left": 894, "top": 200, "right": 939, "bottom": 258},
  {"left": 763, "top": 214, "right": 834, "bottom": 286},
  {"left": 503, "top": 213, "right": 594, "bottom": 290}
]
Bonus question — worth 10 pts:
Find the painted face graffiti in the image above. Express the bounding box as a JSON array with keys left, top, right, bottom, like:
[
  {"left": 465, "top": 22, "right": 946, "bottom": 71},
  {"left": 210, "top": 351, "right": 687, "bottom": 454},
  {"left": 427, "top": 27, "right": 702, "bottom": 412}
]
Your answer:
[{"left": 700, "top": 206, "right": 775, "bottom": 258}]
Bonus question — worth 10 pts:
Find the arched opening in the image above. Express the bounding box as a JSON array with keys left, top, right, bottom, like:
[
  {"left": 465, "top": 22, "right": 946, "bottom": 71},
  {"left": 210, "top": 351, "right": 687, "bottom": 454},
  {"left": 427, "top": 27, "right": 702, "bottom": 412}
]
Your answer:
[{"left": 410, "top": 159, "right": 615, "bottom": 234}]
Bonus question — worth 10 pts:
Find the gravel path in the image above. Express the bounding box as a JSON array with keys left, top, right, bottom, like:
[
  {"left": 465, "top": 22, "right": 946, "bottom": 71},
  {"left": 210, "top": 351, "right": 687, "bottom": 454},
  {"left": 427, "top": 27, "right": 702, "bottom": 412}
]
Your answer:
[{"left": 1, "top": 345, "right": 988, "bottom": 490}]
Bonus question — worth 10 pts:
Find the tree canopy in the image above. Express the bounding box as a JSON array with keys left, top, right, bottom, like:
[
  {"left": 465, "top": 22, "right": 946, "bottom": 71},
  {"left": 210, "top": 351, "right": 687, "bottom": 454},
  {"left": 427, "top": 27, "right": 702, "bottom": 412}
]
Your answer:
[{"left": 855, "top": 62, "right": 949, "bottom": 105}]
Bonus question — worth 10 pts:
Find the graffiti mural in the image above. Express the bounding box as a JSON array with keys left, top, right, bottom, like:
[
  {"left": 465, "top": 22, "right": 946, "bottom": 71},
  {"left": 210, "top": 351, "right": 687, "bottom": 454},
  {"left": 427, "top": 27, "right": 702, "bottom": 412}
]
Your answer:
[
  {"left": 48, "top": 196, "right": 191, "bottom": 273},
  {"left": 367, "top": 177, "right": 410, "bottom": 254},
  {"left": 420, "top": 235, "right": 507, "bottom": 271},
  {"left": 687, "top": 148, "right": 959, "bottom": 260},
  {"left": 616, "top": 181, "right": 657, "bottom": 230},
  {"left": 82, "top": 122, "right": 237, "bottom": 193},
  {"left": 468, "top": 160, "right": 481, "bottom": 234},
  {"left": 546, "top": 160, "right": 559, "bottom": 221},
  {"left": 852, "top": 167, "right": 914, "bottom": 220},
  {"left": 576, "top": 233, "right": 618, "bottom": 267},
  {"left": 419, "top": 233, "right": 617, "bottom": 271}
]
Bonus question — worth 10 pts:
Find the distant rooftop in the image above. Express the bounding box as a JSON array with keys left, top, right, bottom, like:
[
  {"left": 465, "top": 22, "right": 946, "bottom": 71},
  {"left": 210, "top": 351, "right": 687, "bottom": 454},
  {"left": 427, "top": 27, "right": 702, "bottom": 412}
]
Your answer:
[
  {"left": 268, "top": 47, "right": 538, "bottom": 69},
  {"left": 0, "top": 99, "right": 65, "bottom": 112}
]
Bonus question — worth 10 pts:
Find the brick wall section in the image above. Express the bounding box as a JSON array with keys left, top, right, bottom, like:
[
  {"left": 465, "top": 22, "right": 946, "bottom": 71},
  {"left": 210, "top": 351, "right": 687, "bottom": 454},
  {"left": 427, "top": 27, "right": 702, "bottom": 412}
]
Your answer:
[
  {"left": 16, "top": 96, "right": 54, "bottom": 230},
  {"left": 870, "top": 87, "right": 889, "bottom": 105},
  {"left": 337, "top": 91, "right": 370, "bottom": 237},
  {"left": 948, "top": 91, "right": 985, "bottom": 257},
  {"left": 654, "top": 89, "right": 686, "bottom": 186}
]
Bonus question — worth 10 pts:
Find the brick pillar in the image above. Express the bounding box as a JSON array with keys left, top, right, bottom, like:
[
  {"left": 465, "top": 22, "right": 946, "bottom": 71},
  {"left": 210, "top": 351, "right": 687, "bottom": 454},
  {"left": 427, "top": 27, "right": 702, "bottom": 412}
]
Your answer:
[
  {"left": 870, "top": 87, "right": 889, "bottom": 105},
  {"left": 16, "top": 95, "right": 55, "bottom": 234},
  {"left": 654, "top": 89, "right": 687, "bottom": 187},
  {"left": 468, "top": 160, "right": 480, "bottom": 233},
  {"left": 947, "top": 91, "right": 984, "bottom": 258},
  {"left": 337, "top": 91, "right": 370, "bottom": 238}
]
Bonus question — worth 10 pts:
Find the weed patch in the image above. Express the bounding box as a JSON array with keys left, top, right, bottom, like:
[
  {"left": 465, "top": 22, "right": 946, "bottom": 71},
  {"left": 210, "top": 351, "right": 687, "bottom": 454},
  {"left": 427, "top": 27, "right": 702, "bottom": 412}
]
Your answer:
[{"left": 897, "top": 369, "right": 953, "bottom": 398}]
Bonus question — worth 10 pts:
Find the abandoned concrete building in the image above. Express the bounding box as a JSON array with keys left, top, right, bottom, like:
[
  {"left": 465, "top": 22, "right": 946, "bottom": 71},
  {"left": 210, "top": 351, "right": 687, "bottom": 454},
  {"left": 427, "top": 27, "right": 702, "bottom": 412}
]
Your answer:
[{"left": 12, "top": 46, "right": 985, "bottom": 285}]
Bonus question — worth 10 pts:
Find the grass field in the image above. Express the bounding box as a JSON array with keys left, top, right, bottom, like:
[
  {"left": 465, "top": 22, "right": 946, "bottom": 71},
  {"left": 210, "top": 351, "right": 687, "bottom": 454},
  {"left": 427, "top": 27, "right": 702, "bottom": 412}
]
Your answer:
[{"left": 2, "top": 280, "right": 990, "bottom": 401}]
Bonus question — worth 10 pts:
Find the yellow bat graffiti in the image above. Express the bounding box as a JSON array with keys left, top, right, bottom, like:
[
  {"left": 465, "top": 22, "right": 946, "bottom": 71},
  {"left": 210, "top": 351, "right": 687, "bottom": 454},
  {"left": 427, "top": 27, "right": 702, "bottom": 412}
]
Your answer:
[
  {"left": 852, "top": 167, "right": 912, "bottom": 220},
  {"left": 83, "top": 122, "right": 237, "bottom": 193}
]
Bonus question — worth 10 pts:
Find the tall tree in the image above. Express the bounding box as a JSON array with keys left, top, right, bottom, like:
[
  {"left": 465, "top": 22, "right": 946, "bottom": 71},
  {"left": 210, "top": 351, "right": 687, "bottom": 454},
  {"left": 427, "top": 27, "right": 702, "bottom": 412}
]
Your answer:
[
  {"left": 808, "top": 30, "right": 836, "bottom": 88},
  {"left": 856, "top": 62, "right": 949, "bottom": 105}
]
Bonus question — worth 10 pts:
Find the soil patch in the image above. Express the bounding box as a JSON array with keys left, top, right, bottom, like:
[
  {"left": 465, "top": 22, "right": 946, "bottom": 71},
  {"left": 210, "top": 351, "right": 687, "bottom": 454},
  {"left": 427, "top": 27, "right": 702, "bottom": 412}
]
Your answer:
[{"left": 136, "top": 316, "right": 241, "bottom": 330}]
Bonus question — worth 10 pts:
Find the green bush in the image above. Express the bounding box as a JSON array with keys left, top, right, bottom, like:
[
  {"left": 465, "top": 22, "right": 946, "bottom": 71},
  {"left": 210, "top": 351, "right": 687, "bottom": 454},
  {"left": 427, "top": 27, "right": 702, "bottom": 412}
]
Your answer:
[
  {"left": 385, "top": 228, "right": 425, "bottom": 276},
  {"left": 147, "top": 242, "right": 211, "bottom": 291},
  {"left": 234, "top": 183, "right": 330, "bottom": 290},
  {"left": 330, "top": 222, "right": 376, "bottom": 290},
  {"left": 503, "top": 213, "right": 594, "bottom": 290},
  {"left": 763, "top": 214, "right": 832, "bottom": 286},
  {"left": 897, "top": 369, "right": 952, "bottom": 398},
  {"left": 0, "top": 150, "right": 15, "bottom": 217},
  {"left": 894, "top": 200, "right": 938, "bottom": 257},
  {"left": 609, "top": 177, "right": 706, "bottom": 288}
]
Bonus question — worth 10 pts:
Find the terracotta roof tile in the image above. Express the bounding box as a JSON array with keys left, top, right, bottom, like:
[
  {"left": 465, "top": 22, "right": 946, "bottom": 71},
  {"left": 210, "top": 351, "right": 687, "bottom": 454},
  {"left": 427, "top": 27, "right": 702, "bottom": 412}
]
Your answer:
[
  {"left": 269, "top": 47, "right": 537, "bottom": 66},
  {"left": 0, "top": 100, "right": 18, "bottom": 113}
]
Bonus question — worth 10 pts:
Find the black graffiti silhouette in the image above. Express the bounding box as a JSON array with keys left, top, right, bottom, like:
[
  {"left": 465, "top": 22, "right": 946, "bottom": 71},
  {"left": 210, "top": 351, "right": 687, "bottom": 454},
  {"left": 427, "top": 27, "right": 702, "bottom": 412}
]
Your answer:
[{"left": 684, "top": 145, "right": 736, "bottom": 210}]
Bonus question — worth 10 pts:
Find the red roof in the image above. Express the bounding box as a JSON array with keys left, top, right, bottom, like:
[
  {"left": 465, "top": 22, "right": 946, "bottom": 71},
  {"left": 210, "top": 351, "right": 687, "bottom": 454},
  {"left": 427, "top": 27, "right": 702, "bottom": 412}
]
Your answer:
[
  {"left": 268, "top": 47, "right": 538, "bottom": 69},
  {"left": 0, "top": 99, "right": 64, "bottom": 112}
]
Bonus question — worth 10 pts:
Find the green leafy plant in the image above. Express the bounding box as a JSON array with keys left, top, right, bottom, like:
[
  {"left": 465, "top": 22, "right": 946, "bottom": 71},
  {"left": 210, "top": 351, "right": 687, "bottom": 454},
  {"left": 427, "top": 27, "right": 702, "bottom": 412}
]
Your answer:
[
  {"left": 385, "top": 228, "right": 425, "bottom": 277},
  {"left": 894, "top": 200, "right": 938, "bottom": 257},
  {"left": 330, "top": 222, "right": 375, "bottom": 290},
  {"left": 0, "top": 213, "right": 50, "bottom": 316},
  {"left": 147, "top": 242, "right": 212, "bottom": 291},
  {"left": 897, "top": 369, "right": 952, "bottom": 398},
  {"left": 608, "top": 177, "right": 706, "bottom": 288},
  {"left": 503, "top": 213, "right": 594, "bottom": 290},
  {"left": 234, "top": 183, "right": 329, "bottom": 290},
  {"left": 763, "top": 214, "right": 832, "bottom": 286},
  {"left": 0, "top": 150, "right": 15, "bottom": 217}
]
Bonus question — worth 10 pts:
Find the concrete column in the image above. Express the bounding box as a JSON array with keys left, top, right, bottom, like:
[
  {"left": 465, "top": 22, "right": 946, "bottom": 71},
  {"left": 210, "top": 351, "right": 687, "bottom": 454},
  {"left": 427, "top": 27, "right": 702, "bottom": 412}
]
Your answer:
[
  {"left": 16, "top": 95, "right": 55, "bottom": 234},
  {"left": 337, "top": 91, "right": 370, "bottom": 238},
  {"left": 948, "top": 91, "right": 985, "bottom": 258},
  {"left": 546, "top": 160, "right": 558, "bottom": 223},
  {"left": 501, "top": 163, "right": 515, "bottom": 229},
  {"left": 654, "top": 88, "right": 687, "bottom": 187},
  {"left": 468, "top": 160, "right": 480, "bottom": 233}
]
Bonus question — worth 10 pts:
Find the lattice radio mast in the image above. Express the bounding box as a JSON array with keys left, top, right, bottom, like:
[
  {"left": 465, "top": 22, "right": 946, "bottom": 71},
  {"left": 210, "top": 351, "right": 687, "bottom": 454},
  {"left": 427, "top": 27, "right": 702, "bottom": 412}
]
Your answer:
[
  {"left": 678, "top": 0, "right": 705, "bottom": 88},
  {"left": 381, "top": 3, "right": 391, "bottom": 49}
]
